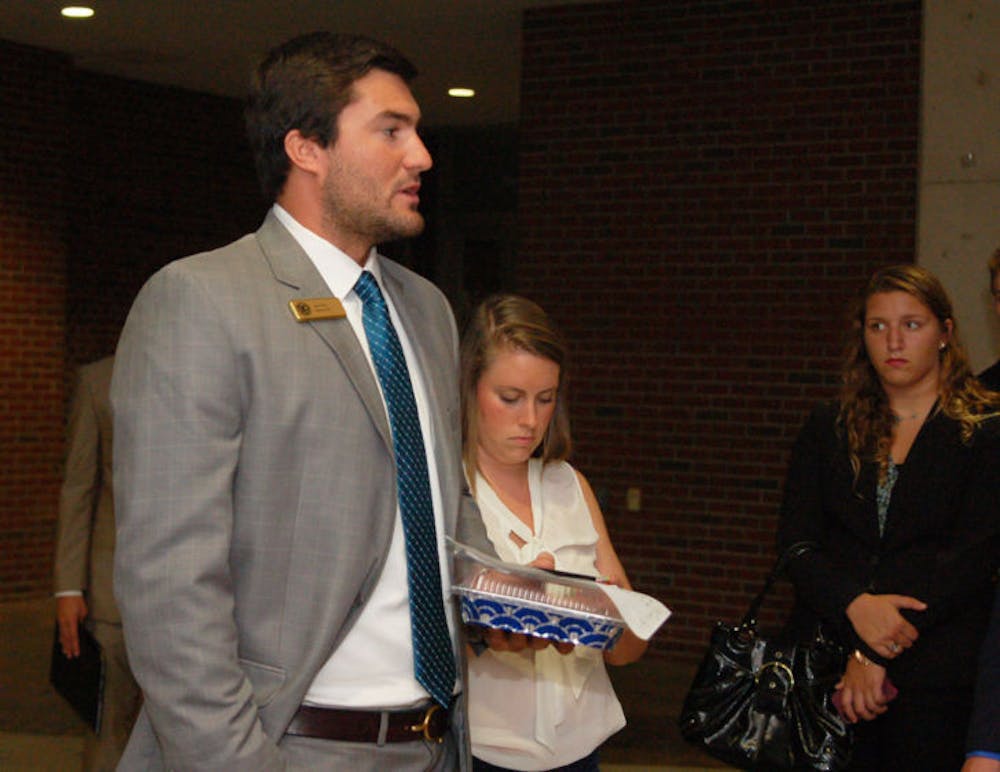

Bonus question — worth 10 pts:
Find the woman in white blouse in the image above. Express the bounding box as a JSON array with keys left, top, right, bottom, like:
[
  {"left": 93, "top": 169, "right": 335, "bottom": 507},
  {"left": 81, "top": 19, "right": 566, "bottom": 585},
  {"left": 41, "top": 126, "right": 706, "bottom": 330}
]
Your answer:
[{"left": 460, "top": 295, "right": 647, "bottom": 772}]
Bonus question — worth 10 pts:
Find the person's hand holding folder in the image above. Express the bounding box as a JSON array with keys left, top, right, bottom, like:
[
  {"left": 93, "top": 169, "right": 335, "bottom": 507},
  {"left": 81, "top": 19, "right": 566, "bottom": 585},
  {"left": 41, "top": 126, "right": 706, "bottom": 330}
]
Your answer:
[
  {"left": 50, "top": 621, "right": 105, "bottom": 733},
  {"left": 56, "top": 595, "right": 88, "bottom": 658}
]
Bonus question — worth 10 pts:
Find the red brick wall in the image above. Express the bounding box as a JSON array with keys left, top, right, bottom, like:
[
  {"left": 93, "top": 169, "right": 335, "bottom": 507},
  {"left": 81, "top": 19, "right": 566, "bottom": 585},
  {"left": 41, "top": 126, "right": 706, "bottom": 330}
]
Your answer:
[
  {"left": 515, "top": 1, "right": 921, "bottom": 659},
  {"left": 0, "top": 42, "right": 70, "bottom": 595},
  {"left": 0, "top": 1, "right": 923, "bottom": 643},
  {"left": 0, "top": 40, "right": 263, "bottom": 599},
  {"left": 65, "top": 71, "right": 264, "bottom": 364}
]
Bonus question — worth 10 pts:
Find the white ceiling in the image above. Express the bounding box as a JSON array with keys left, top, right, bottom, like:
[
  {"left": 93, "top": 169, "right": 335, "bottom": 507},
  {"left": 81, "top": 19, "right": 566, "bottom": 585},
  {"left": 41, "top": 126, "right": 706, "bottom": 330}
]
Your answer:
[{"left": 0, "top": 0, "right": 596, "bottom": 128}]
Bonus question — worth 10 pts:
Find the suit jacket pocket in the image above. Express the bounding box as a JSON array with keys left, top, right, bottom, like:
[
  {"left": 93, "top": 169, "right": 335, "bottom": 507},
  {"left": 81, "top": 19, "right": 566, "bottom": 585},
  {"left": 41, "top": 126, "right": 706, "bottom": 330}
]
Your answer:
[{"left": 239, "top": 658, "right": 286, "bottom": 707}]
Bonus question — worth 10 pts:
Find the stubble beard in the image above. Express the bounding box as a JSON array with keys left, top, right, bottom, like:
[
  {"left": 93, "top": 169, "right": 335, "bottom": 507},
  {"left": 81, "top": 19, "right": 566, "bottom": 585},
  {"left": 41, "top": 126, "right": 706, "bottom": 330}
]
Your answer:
[{"left": 321, "top": 173, "right": 425, "bottom": 249}]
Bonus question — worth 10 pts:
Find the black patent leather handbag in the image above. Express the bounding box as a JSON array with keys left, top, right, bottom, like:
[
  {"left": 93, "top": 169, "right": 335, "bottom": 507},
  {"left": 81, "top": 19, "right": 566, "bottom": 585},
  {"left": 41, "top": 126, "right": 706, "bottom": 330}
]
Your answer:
[{"left": 678, "top": 543, "right": 852, "bottom": 770}]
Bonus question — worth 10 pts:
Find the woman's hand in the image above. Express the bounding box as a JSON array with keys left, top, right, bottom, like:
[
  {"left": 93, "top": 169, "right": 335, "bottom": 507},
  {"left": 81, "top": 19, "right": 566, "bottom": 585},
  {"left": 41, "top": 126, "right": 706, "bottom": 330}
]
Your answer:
[
  {"left": 528, "top": 552, "right": 555, "bottom": 571},
  {"left": 846, "top": 592, "right": 926, "bottom": 659},
  {"left": 478, "top": 553, "right": 570, "bottom": 655},
  {"left": 835, "top": 653, "right": 890, "bottom": 723},
  {"left": 481, "top": 627, "right": 574, "bottom": 654}
]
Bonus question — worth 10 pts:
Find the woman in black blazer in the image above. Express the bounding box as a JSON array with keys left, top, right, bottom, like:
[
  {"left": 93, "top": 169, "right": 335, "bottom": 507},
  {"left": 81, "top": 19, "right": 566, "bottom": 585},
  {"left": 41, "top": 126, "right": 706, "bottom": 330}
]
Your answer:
[{"left": 777, "top": 265, "right": 1000, "bottom": 771}]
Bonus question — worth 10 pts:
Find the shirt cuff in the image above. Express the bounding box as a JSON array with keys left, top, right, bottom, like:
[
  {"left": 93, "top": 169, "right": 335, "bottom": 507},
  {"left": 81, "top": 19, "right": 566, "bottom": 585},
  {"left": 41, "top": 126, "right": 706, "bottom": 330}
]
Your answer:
[{"left": 54, "top": 590, "right": 83, "bottom": 597}]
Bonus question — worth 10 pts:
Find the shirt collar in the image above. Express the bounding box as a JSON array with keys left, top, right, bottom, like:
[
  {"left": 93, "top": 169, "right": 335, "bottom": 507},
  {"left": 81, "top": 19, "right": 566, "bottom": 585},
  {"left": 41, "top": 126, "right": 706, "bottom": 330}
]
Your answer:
[{"left": 271, "top": 203, "right": 382, "bottom": 299}]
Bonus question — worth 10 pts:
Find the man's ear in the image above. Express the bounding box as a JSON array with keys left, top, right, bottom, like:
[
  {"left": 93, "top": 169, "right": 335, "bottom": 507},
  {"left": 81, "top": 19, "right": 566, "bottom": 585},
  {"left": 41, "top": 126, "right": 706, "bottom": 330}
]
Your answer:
[{"left": 284, "top": 129, "right": 325, "bottom": 175}]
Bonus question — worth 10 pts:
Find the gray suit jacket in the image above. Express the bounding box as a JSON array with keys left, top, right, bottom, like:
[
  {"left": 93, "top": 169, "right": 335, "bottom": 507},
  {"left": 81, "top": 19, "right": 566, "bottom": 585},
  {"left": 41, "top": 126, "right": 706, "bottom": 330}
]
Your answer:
[
  {"left": 54, "top": 355, "right": 119, "bottom": 622},
  {"left": 112, "top": 211, "right": 488, "bottom": 770}
]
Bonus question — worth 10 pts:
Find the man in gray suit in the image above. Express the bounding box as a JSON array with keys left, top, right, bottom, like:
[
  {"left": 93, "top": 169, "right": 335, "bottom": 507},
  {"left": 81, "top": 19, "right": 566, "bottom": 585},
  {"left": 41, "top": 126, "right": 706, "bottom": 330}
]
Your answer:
[
  {"left": 54, "top": 355, "right": 141, "bottom": 770},
  {"left": 112, "top": 32, "right": 492, "bottom": 770}
]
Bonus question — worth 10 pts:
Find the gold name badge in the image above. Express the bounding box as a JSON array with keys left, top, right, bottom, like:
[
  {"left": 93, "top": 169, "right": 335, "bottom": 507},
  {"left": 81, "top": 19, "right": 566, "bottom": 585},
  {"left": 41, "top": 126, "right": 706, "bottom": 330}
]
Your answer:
[{"left": 288, "top": 298, "right": 346, "bottom": 321}]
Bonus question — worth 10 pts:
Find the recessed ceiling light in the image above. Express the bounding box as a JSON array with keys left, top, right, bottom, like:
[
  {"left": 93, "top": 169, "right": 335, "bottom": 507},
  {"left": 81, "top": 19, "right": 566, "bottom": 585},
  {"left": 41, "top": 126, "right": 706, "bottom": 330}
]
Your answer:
[
  {"left": 61, "top": 6, "right": 95, "bottom": 19},
  {"left": 448, "top": 88, "right": 475, "bottom": 99}
]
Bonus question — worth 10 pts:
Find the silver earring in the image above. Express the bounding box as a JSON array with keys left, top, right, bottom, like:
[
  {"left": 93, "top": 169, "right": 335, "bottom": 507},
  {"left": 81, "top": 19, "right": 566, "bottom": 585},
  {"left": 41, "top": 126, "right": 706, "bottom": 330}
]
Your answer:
[{"left": 939, "top": 342, "right": 946, "bottom": 350}]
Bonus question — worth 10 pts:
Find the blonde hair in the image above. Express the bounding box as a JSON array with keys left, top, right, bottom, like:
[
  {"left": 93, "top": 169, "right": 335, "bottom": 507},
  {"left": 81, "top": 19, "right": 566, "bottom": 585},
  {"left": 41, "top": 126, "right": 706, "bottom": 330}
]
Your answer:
[
  {"left": 839, "top": 264, "right": 997, "bottom": 481},
  {"left": 460, "top": 295, "right": 571, "bottom": 493}
]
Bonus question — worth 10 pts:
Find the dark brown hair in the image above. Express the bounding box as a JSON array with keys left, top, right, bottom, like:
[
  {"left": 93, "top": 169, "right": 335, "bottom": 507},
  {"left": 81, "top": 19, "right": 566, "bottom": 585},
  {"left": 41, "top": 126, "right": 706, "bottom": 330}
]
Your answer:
[{"left": 245, "top": 32, "right": 417, "bottom": 202}]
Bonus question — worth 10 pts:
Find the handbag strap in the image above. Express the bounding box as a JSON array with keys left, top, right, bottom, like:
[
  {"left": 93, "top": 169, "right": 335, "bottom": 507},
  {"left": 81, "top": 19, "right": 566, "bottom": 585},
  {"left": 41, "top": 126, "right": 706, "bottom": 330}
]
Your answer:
[{"left": 738, "top": 541, "right": 817, "bottom": 629}]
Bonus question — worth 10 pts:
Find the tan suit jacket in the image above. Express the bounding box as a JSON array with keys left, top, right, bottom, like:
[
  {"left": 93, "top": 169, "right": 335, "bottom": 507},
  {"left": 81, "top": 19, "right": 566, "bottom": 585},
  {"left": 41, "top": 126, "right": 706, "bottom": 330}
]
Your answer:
[
  {"left": 112, "top": 211, "right": 489, "bottom": 770},
  {"left": 54, "top": 355, "right": 118, "bottom": 622}
]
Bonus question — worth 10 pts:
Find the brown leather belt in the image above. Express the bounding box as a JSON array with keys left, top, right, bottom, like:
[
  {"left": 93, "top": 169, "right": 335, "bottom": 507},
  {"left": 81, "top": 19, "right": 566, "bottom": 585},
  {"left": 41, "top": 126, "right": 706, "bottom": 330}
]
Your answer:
[{"left": 285, "top": 702, "right": 450, "bottom": 744}]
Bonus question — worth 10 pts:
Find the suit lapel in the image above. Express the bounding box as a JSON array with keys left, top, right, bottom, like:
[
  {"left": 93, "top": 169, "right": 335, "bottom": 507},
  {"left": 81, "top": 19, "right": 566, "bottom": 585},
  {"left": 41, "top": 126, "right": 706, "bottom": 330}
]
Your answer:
[
  {"left": 255, "top": 212, "right": 393, "bottom": 450},
  {"left": 381, "top": 266, "right": 447, "bottom": 438},
  {"left": 380, "top": 265, "right": 458, "bottom": 531}
]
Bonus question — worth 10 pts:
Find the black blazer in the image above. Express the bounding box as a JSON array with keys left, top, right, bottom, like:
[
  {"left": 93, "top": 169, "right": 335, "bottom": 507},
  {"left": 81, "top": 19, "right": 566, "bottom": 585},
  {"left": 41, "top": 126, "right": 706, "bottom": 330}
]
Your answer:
[
  {"left": 777, "top": 401, "right": 1000, "bottom": 690},
  {"left": 979, "top": 358, "right": 1000, "bottom": 392},
  {"left": 967, "top": 586, "right": 1000, "bottom": 754}
]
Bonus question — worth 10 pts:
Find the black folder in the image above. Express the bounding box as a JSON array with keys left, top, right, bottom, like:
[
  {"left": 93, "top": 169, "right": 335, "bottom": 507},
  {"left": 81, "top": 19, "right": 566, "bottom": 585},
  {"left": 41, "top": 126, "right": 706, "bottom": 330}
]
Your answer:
[{"left": 49, "top": 623, "right": 104, "bottom": 733}]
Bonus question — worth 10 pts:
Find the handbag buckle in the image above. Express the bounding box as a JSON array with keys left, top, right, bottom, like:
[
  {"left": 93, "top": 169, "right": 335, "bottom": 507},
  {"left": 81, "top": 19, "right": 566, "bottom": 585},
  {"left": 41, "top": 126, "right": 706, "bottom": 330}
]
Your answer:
[
  {"left": 756, "top": 659, "right": 794, "bottom": 688},
  {"left": 755, "top": 659, "right": 794, "bottom": 713}
]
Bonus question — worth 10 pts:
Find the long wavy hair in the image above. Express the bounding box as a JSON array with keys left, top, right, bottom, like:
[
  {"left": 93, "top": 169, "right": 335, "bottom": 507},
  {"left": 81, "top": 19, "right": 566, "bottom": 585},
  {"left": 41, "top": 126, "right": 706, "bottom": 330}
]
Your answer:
[
  {"left": 839, "top": 264, "right": 997, "bottom": 481},
  {"left": 460, "top": 295, "right": 572, "bottom": 493}
]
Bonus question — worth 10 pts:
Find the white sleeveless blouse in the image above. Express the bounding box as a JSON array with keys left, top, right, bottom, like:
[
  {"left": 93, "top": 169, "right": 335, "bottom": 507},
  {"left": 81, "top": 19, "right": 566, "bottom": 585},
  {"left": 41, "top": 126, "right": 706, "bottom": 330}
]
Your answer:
[{"left": 468, "top": 459, "right": 626, "bottom": 770}]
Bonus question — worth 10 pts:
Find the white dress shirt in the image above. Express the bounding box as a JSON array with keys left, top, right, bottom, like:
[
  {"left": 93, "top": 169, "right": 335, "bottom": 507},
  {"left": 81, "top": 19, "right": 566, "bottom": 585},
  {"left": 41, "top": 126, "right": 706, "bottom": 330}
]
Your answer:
[{"left": 273, "top": 204, "right": 457, "bottom": 709}]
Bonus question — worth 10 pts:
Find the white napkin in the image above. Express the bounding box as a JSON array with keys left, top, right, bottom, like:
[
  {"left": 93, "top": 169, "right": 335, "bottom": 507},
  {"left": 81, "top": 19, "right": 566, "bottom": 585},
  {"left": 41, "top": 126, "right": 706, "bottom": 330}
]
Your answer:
[{"left": 596, "top": 583, "right": 671, "bottom": 641}]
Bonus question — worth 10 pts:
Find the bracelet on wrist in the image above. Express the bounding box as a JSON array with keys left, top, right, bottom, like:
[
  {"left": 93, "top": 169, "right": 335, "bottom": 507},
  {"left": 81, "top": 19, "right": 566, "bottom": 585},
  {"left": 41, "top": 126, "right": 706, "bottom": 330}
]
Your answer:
[{"left": 853, "top": 649, "right": 873, "bottom": 667}]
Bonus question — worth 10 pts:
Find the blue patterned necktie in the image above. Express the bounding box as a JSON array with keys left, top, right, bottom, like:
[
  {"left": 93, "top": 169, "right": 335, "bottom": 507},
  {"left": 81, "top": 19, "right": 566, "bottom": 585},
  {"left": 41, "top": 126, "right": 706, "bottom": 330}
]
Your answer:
[{"left": 354, "top": 270, "right": 455, "bottom": 708}]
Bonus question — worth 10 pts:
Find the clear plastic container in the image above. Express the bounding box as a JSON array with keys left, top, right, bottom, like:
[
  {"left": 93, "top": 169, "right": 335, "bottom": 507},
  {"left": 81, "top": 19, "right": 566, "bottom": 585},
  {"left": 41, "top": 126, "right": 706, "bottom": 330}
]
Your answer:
[{"left": 449, "top": 539, "right": 626, "bottom": 650}]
